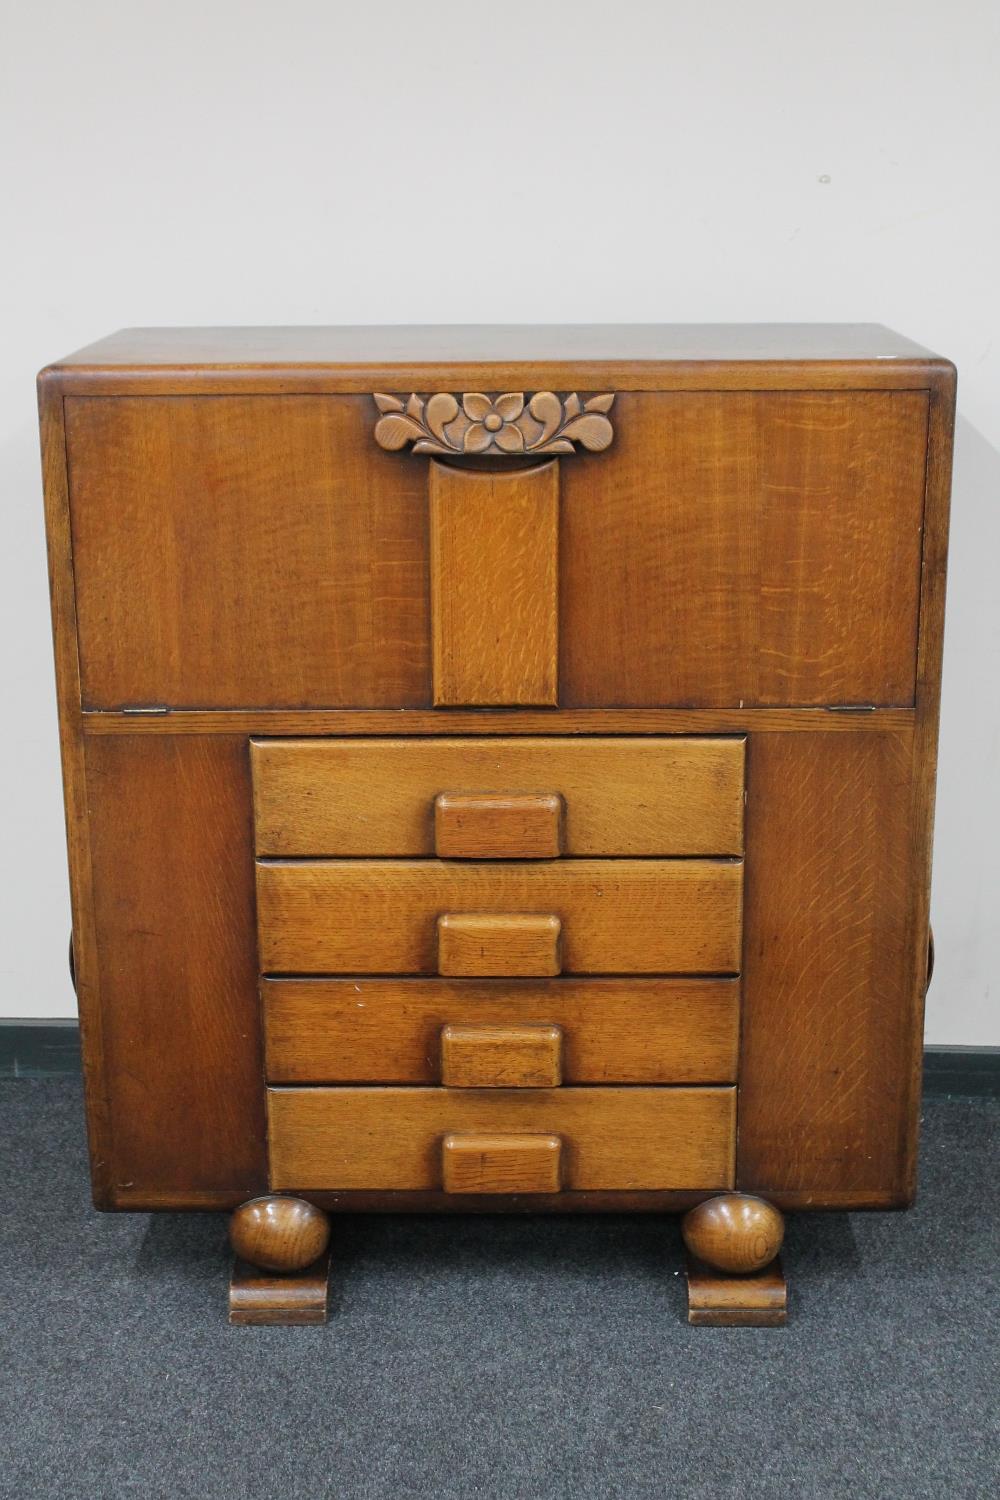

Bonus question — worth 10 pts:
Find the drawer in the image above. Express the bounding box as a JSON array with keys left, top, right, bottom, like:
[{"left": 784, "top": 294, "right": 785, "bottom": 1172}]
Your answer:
[
  {"left": 262, "top": 977, "right": 741, "bottom": 1084},
  {"left": 255, "top": 858, "right": 743, "bottom": 975},
  {"left": 251, "top": 736, "right": 745, "bottom": 857},
  {"left": 267, "top": 1086, "right": 736, "bottom": 1191}
]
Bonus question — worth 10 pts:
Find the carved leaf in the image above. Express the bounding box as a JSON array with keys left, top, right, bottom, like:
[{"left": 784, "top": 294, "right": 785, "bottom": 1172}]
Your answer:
[
  {"left": 494, "top": 392, "right": 525, "bottom": 421},
  {"left": 527, "top": 391, "right": 562, "bottom": 445},
  {"left": 533, "top": 438, "right": 575, "bottom": 454},
  {"left": 584, "top": 393, "right": 615, "bottom": 413},
  {"left": 462, "top": 393, "right": 492, "bottom": 422},
  {"left": 559, "top": 413, "right": 614, "bottom": 451},
  {"left": 405, "top": 393, "right": 424, "bottom": 420},
  {"left": 412, "top": 439, "right": 452, "bottom": 455},
  {"left": 374, "top": 413, "right": 427, "bottom": 450},
  {"left": 564, "top": 393, "right": 582, "bottom": 419},
  {"left": 425, "top": 392, "right": 460, "bottom": 443},
  {"left": 374, "top": 393, "right": 405, "bottom": 413}
]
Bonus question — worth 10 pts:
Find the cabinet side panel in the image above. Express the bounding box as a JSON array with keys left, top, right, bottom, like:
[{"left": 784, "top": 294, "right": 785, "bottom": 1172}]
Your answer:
[
  {"left": 84, "top": 734, "right": 266, "bottom": 1203},
  {"left": 738, "top": 730, "right": 920, "bottom": 1201}
]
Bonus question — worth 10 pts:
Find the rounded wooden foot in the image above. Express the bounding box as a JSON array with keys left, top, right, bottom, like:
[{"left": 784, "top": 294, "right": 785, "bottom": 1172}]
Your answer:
[
  {"left": 681, "top": 1194, "right": 784, "bottom": 1274},
  {"left": 230, "top": 1195, "right": 330, "bottom": 1274}
]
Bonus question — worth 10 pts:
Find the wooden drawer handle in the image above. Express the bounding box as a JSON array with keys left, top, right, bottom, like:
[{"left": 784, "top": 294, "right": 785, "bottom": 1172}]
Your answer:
[
  {"left": 440, "top": 1023, "right": 563, "bottom": 1088},
  {"left": 441, "top": 1133, "right": 563, "bottom": 1194},
  {"left": 437, "top": 912, "right": 562, "bottom": 977},
  {"left": 434, "top": 792, "right": 564, "bottom": 859}
]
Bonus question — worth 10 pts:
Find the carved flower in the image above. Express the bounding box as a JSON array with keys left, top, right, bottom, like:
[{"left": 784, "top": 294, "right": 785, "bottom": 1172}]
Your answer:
[{"left": 461, "top": 393, "right": 526, "bottom": 453}]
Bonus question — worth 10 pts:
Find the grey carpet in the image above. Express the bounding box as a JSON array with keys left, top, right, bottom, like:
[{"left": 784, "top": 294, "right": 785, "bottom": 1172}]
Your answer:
[{"left": 0, "top": 1082, "right": 997, "bottom": 1500}]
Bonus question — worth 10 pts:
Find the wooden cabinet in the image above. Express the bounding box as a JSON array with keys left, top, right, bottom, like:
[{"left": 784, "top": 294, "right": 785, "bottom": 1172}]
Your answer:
[{"left": 39, "top": 324, "right": 955, "bottom": 1324}]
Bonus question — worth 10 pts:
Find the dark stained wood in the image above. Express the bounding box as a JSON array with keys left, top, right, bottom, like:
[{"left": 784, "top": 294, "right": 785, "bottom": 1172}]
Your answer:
[
  {"left": 37, "top": 375, "right": 113, "bottom": 1204},
  {"left": 64, "top": 395, "right": 430, "bottom": 710},
  {"left": 229, "top": 1195, "right": 330, "bottom": 1272},
  {"left": 229, "top": 1250, "right": 331, "bottom": 1326},
  {"left": 429, "top": 459, "right": 559, "bottom": 706},
  {"left": 251, "top": 736, "right": 745, "bottom": 856},
  {"left": 267, "top": 1086, "right": 737, "bottom": 1192},
  {"left": 84, "top": 735, "right": 266, "bottom": 1204},
  {"left": 262, "top": 976, "right": 741, "bottom": 1086},
  {"left": 685, "top": 1254, "right": 787, "bottom": 1327},
  {"left": 681, "top": 1194, "right": 784, "bottom": 1273},
  {"left": 561, "top": 391, "right": 929, "bottom": 707},
  {"left": 256, "top": 858, "right": 744, "bottom": 975},
  {"left": 738, "top": 731, "right": 919, "bottom": 1202}
]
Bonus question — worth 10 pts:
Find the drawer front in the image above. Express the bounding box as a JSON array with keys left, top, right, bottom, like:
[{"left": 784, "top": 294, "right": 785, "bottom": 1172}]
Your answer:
[
  {"left": 262, "top": 977, "right": 740, "bottom": 1085},
  {"left": 267, "top": 1086, "right": 736, "bottom": 1191},
  {"left": 251, "top": 737, "right": 746, "bottom": 857},
  {"left": 256, "top": 858, "right": 743, "bottom": 975}
]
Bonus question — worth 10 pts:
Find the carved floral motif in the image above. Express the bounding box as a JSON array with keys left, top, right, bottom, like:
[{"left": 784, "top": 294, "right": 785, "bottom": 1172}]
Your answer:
[{"left": 373, "top": 390, "right": 615, "bottom": 456}]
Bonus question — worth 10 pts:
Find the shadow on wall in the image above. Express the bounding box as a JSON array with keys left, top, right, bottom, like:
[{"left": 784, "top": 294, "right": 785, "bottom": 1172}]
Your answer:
[{"left": 927, "top": 415, "right": 1000, "bottom": 1046}]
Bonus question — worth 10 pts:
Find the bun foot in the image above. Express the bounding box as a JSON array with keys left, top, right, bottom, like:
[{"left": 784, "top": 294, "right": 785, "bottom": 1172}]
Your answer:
[
  {"left": 228, "top": 1196, "right": 331, "bottom": 1325},
  {"left": 681, "top": 1195, "right": 787, "bottom": 1326}
]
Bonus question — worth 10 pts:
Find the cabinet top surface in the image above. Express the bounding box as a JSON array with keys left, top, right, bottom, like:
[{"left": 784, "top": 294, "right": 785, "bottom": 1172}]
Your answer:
[{"left": 46, "top": 323, "right": 946, "bottom": 374}]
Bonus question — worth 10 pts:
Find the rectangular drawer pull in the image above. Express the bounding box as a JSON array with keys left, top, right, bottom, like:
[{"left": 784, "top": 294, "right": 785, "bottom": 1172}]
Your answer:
[
  {"left": 440, "top": 1023, "right": 563, "bottom": 1088},
  {"left": 437, "top": 912, "right": 562, "bottom": 977},
  {"left": 434, "top": 792, "right": 564, "bottom": 859},
  {"left": 442, "top": 1133, "right": 562, "bottom": 1194}
]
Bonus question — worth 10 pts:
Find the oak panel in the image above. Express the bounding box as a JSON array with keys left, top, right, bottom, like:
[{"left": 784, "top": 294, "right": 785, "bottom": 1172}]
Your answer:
[
  {"left": 84, "top": 736, "right": 265, "bottom": 1198},
  {"left": 430, "top": 459, "right": 558, "bottom": 705},
  {"left": 65, "top": 395, "right": 430, "bottom": 709},
  {"left": 251, "top": 736, "right": 746, "bottom": 856},
  {"left": 256, "top": 858, "right": 744, "bottom": 975},
  {"left": 738, "top": 731, "right": 920, "bottom": 1201},
  {"left": 267, "top": 1086, "right": 736, "bottom": 1191},
  {"left": 560, "top": 391, "right": 928, "bottom": 707},
  {"left": 262, "top": 976, "right": 740, "bottom": 1085}
]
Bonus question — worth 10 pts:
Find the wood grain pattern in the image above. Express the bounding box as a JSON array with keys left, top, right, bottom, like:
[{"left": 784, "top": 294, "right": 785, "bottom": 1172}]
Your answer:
[
  {"left": 84, "top": 735, "right": 266, "bottom": 1202},
  {"left": 435, "top": 792, "right": 564, "bottom": 859},
  {"left": 440, "top": 1024, "right": 563, "bottom": 1088},
  {"left": 373, "top": 390, "right": 615, "bottom": 456},
  {"left": 262, "top": 976, "right": 740, "bottom": 1085},
  {"left": 251, "top": 736, "right": 745, "bottom": 856},
  {"left": 267, "top": 1087, "right": 737, "bottom": 1191},
  {"left": 685, "top": 1255, "right": 787, "bottom": 1327},
  {"left": 437, "top": 913, "right": 562, "bottom": 977},
  {"left": 429, "top": 459, "right": 558, "bottom": 706},
  {"left": 229, "top": 1251, "right": 331, "bottom": 1326},
  {"left": 738, "top": 731, "right": 919, "bottom": 1201},
  {"left": 86, "top": 706, "right": 915, "bottom": 737},
  {"left": 442, "top": 1133, "right": 563, "bottom": 1193},
  {"left": 561, "top": 391, "right": 929, "bottom": 707},
  {"left": 37, "top": 376, "right": 113, "bottom": 1203},
  {"left": 256, "top": 858, "right": 744, "bottom": 975},
  {"left": 64, "top": 395, "right": 430, "bottom": 709}
]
